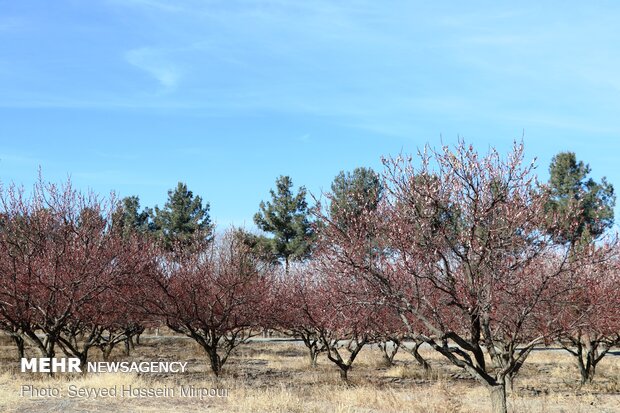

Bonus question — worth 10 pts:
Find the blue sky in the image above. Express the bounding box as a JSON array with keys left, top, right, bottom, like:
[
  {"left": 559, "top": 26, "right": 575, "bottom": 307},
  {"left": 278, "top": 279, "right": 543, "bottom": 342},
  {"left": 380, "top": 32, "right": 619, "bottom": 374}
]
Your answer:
[{"left": 1, "top": 1, "right": 619, "bottom": 228}]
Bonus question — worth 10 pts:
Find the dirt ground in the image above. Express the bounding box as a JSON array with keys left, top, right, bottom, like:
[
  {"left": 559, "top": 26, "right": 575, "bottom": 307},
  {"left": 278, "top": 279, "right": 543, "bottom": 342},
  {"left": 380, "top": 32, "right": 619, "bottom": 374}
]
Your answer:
[{"left": 0, "top": 334, "right": 618, "bottom": 413}]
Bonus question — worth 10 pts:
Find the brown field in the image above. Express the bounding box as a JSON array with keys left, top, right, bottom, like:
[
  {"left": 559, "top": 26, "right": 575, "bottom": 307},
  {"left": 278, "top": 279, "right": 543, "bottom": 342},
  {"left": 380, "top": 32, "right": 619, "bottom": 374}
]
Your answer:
[{"left": 0, "top": 334, "right": 618, "bottom": 413}]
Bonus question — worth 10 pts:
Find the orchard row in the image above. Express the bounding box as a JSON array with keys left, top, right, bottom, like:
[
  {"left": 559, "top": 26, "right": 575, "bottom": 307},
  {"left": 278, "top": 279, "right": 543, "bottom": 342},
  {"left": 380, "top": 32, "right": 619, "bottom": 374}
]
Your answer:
[{"left": 0, "top": 141, "right": 617, "bottom": 413}]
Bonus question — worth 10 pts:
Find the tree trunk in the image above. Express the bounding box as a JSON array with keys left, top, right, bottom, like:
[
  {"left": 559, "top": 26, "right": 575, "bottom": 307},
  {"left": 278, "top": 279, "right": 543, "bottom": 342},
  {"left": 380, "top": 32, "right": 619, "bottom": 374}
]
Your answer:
[
  {"left": 78, "top": 352, "right": 89, "bottom": 372},
  {"left": 406, "top": 342, "right": 431, "bottom": 373},
  {"left": 102, "top": 344, "right": 115, "bottom": 361},
  {"left": 339, "top": 366, "right": 349, "bottom": 381},
  {"left": 563, "top": 340, "right": 605, "bottom": 386},
  {"left": 12, "top": 335, "right": 25, "bottom": 360},
  {"left": 489, "top": 384, "right": 507, "bottom": 413},
  {"left": 576, "top": 346, "right": 596, "bottom": 385},
  {"left": 37, "top": 341, "right": 55, "bottom": 358},
  {"left": 505, "top": 374, "right": 514, "bottom": 393},
  {"left": 208, "top": 350, "right": 222, "bottom": 376},
  {"left": 379, "top": 341, "right": 398, "bottom": 366},
  {"left": 300, "top": 335, "right": 322, "bottom": 368},
  {"left": 25, "top": 329, "right": 56, "bottom": 359},
  {"left": 382, "top": 352, "right": 393, "bottom": 366},
  {"left": 124, "top": 338, "right": 131, "bottom": 356},
  {"left": 38, "top": 342, "right": 56, "bottom": 377},
  {"left": 309, "top": 348, "right": 319, "bottom": 368},
  {"left": 580, "top": 362, "right": 596, "bottom": 385}
]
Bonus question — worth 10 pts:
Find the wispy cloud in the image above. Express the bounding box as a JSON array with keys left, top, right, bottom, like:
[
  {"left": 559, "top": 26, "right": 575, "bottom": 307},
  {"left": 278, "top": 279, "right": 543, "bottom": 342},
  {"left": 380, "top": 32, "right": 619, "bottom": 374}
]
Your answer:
[
  {"left": 94, "top": 151, "right": 142, "bottom": 162},
  {"left": 73, "top": 170, "right": 168, "bottom": 188},
  {"left": 125, "top": 47, "right": 183, "bottom": 91},
  {"left": 2, "top": 1, "right": 620, "bottom": 141},
  {"left": 0, "top": 17, "right": 23, "bottom": 32},
  {"left": 0, "top": 153, "right": 44, "bottom": 167},
  {"left": 107, "top": 0, "right": 186, "bottom": 13}
]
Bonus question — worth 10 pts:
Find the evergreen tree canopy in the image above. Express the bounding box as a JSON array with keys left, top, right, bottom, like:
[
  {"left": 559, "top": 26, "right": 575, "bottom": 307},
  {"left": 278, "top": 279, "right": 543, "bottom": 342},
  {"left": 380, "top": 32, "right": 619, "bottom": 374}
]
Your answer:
[
  {"left": 234, "top": 228, "right": 281, "bottom": 267},
  {"left": 113, "top": 196, "right": 152, "bottom": 238},
  {"left": 253, "top": 175, "right": 314, "bottom": 271},
  {"left": 329, "top": 167, "right": 383, "bottom": 229},
  {"left": 546, "top": 152, "right": 615, "bottom": 245},
  {"left": 152, "top": 182, "right": 213, "bottom": 249}
]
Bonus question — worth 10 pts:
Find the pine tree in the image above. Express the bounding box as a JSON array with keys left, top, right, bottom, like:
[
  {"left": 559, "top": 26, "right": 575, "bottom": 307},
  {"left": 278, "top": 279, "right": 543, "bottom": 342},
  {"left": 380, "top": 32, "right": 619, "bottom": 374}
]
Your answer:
[
  {"left": 329, "top": 167, "right": 383, "bottom": 229},
  {"left": 152, "top": 182, "right": 213, "bottom": 250},
  {"left": 546, "top": 152, "right": 615, "bottom": 245},
  {"left": 113, "top": 196, "right": 152, "bottom": 238},
  {"left": 253, "top": 176, "right": 314, "bottom": 272}
]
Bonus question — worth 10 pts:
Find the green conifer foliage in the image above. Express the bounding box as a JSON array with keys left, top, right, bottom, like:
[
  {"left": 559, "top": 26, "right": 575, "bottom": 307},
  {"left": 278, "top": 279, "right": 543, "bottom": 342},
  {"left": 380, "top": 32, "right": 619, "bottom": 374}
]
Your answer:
[
  {"left": 253, "top": 176, "right": 314, "bottom": 272},
  {"left": 152, "top": 182, "right": 213, "bottom": 249},
  {"left": 113, "top": 196, "right": 152, "bottom": 238},
  {"left": 329, "top": 167, "right": 383, "bottom": 229},
  {"left": 546, "top": 152, "right": 615, "bottom": 245}
]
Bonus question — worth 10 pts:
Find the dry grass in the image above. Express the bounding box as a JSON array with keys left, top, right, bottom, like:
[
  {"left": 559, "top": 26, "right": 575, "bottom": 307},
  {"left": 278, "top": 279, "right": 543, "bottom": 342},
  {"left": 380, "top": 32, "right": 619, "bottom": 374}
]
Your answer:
[{"left": 0, "top": 336, "right": 618, "bottom": 413}]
